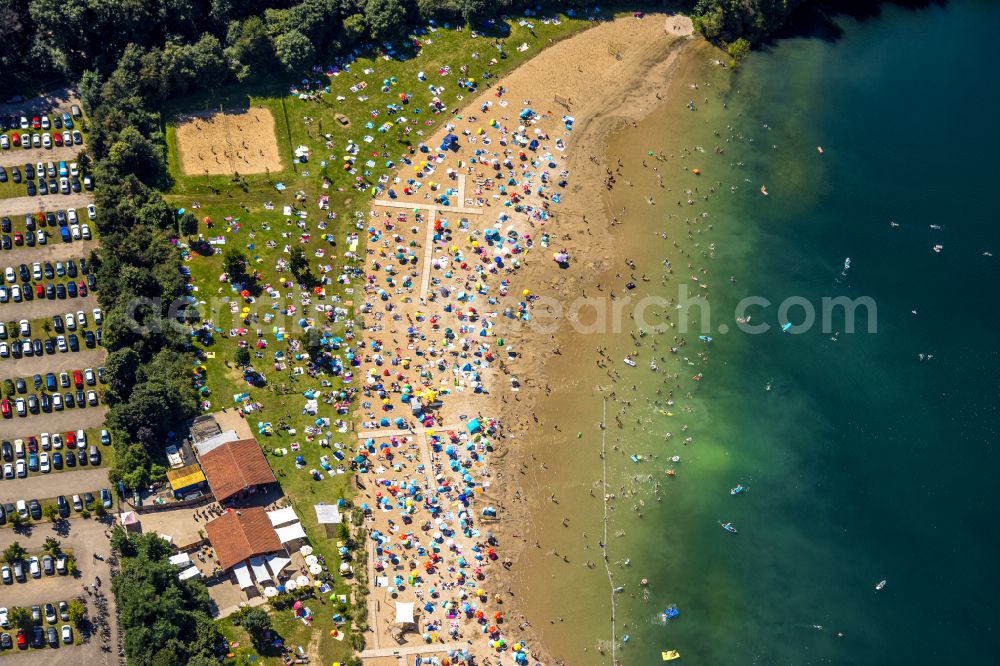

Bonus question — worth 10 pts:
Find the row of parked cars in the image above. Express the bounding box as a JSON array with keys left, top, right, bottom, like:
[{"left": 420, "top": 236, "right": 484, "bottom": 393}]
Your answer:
[
  {"left": 0, "top": 388, "right": 100, "bottom": 417},
  {"left": 0, "top": 331, "right": 101, "bottom": 360},
  {"left": 0, "top": 109, "right": 81, "bottom": 133},
  {"left": 1, "top": 430, "right": 105, "bottom": 475},
  {"left": 0, "top": 490, "right": 112, "bottom": 525},
  {"left": 0, "top": 109, "right": 82, "bottom": 147},
  {"left": 1, "top": 210, "right": 95, "bottom": 249},
  {"left": 0, "top": 603, "right": 74, "bottom": 650},
  {"left": 0, "top": 163, "right": 92, "bottom": 200},
  {"left": 1, "top": 259, "right": 93, "bottom": 285},
  {"left": 0, "top": 278, "right": 93, "bottom": 303},
  {"left": 6, "top": 365, "right": 104, "bottom": 394}
]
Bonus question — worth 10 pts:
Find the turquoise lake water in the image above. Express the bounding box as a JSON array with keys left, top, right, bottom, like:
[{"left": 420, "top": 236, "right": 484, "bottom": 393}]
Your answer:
[{"left": 601, "top": 2, "right": 1000, "bottom": 664}]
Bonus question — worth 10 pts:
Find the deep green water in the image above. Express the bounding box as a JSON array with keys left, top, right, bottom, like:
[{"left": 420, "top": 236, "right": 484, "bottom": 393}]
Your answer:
[{"left": 606, "top": 2, "right": 1000, "bottom": 664}]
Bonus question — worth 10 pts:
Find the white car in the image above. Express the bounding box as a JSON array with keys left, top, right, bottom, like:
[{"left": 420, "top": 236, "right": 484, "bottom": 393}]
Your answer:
[
  {"left": 84, "top": 368, "right": 95, "bottom": 385},
  {"left": 15, "top": 397, "right": 26, "bottom": 417},
  {"left": 41, "top": 432, "right": 50, "bottom": 449},
  {"left": 61, "top": 624, "right": 72, "bottom": 644},
  {"left": 69, "top": 162, "right": 79, "bottom": 177},
  {"left": 32, "top": 262, "right": 41, "bottom": 280},
  {"left": 93, "top": 307, "right": 103, "bottom": 325},
  {"left": 16, "top": 499, "right": 27, "bottom": 518},
  {"left": 32, "top": 134, "right": 40, "bottom": 148},
  {"left": 19, "top": 320, "right": 29, "bottom": 336},
  {"left": 37, "top": 229, "right": 46, "bottom": 244},
  {"left": 10, "top": 285, "right": 20, "bottom": 302},
  {"left": 4, "top": 266, "right": 14, "bottom": 283},
  {"left": 53, "top": 393, "right": 63, "bottom": 410},
  {"left": 77, "top": 310, "right": 87, "bottom": 326},
  {"left": 29, "top": 556, "right": 40, "bottom": 578},
  {"left": 71, "top": 224, "right": 80, "bottom": 239},
  {"left": 0, "top": 342, "right": 7, "bottom": 358},
  {"left": 76, "top": 429, "right": 86, "bottom": 445},
  {"left": 0, "top": 135, "right": 8, "bottom": 149},
  {"left": 52, "top": 433, "right": 62, "bottom": 449},
  {"left": 42, "top": 132, "right": 52, "bottom": 148},
  {"left": 66, "top": 313, "right": 76, "bottom": 330},
  {"left": 0, "top": 607, "right": 8, "bottom": 628},
  {"left": 60, "top": 177, "right": 69, "bottom": 194},
  {"left": 15, "top": 460, "right": 26, "bottom": 478},
  {"left": 40, "top": 452, "right": 50, "bottom": 473},
  {"left": 81, "top": 224, "right": 92, "bottom": 240},
  {"left": 67, "top": 208, "right": 77, "bottom": 223},
  {"left": 3, "top": 463, "right": 12, "bottom": 479},
  {"left": 87, "top": 204, "right": 96, "bottom": 219},
  {"left": 57, "top": 335, "right": 67, "bottom": 352}
]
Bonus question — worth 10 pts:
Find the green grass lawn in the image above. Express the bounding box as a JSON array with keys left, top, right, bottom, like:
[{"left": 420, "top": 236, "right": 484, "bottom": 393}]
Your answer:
[{"left": 162, "top": 9, "right": 601, "bottom": 664}]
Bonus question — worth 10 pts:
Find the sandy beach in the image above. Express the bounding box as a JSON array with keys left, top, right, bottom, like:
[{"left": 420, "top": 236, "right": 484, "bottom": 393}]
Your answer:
[{"left": 352, "top": 13, "right": 713, "bottom": 665}]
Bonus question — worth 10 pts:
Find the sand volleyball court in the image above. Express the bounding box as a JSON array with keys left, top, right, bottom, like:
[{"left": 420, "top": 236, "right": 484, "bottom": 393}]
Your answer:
[{"left": 174, "top": 106, "right": 283, "bottom": 175}]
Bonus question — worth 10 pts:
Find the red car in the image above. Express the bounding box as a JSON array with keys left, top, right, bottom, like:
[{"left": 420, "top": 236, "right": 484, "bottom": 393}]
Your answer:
[
  {"left": 66, "top": 431, "right": 76, "bottom": 447},
  {"left": 31, "top": 117, "right": 40, "bottom": 129},
  {"left": 53, "top": 132, "right": 63, "bottom": 146},
  {"left": 27, "top": 436, "right": 37, "bottom": 453},
  {"left": 79, "top": 280, "right": 88, "bottom": 296},
  {"left": 13, "top": 232, "right": 22, "bottom": 246},
  {"left": 1, "top": 399, "right": 10, "bottom": 418},
  {"left": 35, "top": 284, "right": 44, "bottom": 298},
  {"left": 11, "top": 133, "right": 20, "bottom": 147},
  {"left": 73, "top": 370, "right": 83, "bottom": 387},
  {"left": 16, "top": 629, "right": 26, "bottom": 648}
]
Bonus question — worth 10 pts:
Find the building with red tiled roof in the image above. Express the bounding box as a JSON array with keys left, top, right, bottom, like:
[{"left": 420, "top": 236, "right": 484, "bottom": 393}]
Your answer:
[
  {"left": 198, "top": 438, "right": 276, "bottom": 503},
  {"left": 204, "top": 507, "right": 283, "bottom": 571}
]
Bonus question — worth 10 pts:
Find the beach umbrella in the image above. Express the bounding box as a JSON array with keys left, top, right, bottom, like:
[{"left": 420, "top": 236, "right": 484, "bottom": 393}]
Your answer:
[
  {"left": 285, "top": 579, "right": 298, "bottom": 591},
  {"left": 296, "top": 575, "right": 310, "bottom": 586},
  {"left": 300, "top": 545, "right": 314, "bottom": 556},
  {"left": 309, "top": 563, "right": 323, "bottom": 575},
  {"left": 263, "top": 586, "right": 278, "bottom": 598},
  {"left": 305, "top": 555, "right": 319, "bottom": 566}
]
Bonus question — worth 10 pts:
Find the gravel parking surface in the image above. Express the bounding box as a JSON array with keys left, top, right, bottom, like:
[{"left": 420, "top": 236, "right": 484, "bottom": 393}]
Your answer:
[
  {"left": 0, "top": 406, "right": 107, "bottom": 440},
  {"left": 0, "top": 293, "right": 98, "bottom": 321},
  {"left": 1, "top": 240, "right": 97, "bottom": 264},
  {"left": 0, "top": 466, "right": 110, "bottom": 505},
  {"left": 0, "top": 144, "right": 84, "bottom": 169},
  {"left": 0, "top": 192, "right": 93, "bottom": 218},
  {"left": 0, "top": 348, "right": 107, "bottom": 381},
  {"left": 0, "top": 513, "right": 118, "bottom": 666}
]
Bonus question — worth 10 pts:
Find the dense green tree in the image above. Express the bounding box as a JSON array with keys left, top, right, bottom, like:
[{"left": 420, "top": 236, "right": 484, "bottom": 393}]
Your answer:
[
  {"left": 343, "top": 13, "right": 368, "bottom": 43},
  {"left": 7, "top": 607, "right": 32, "bottom": 634},
  {"left": 289, "top": 245, "right": 312, "bottom": 282},
  {"left": 180, "top": 212, "right": 200, "bottom": 236},
  {"left": 225, "top": 15, "right": 274, "bottom": 81},
  {"left": 3, "top": 541, "right": 26, "bottom": 564},
  {"left": 366, "top": 0, "right": 411, "bottom": 42},
  {"left": 106, "top": 126, "right": 166, "bottom": 186},
  {"left": 112, "top": 534, "right": 220, "bottom": 666},
  {"left": 458, "top": 0, "right": 489, "bottom": 24},
  {"left": 224, "top": 248, "right": 249, "bottom": 283},
  {"left": 67, "top": 599, "right": 87, "bottom": 627},
  {"left": 237, "top": 607, "right": 273, "bottom": 649},
  {"left": 235, "top": 346, "right": 252, "bottom": 367},
  {"left": 274, "top": 29, "right": 316, "bottom": 72}
]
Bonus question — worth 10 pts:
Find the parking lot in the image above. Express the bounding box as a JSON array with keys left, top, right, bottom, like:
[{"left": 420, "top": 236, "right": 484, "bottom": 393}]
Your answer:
[
  {"left": 0, "top": 466, "right": 111, "bottom": 508},
  {"left": 0, "top": 516, "right": 118, "bottom": 663},
  {"left": 0, "top": 92, "right": 121, "bottom": 665}
]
